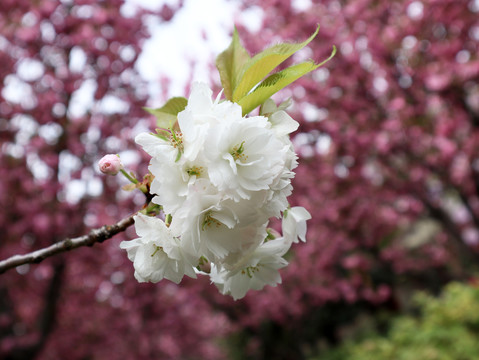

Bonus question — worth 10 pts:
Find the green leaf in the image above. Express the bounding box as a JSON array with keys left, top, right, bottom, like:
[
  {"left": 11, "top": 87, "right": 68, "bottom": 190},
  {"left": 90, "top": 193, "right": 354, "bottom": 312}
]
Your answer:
[
  {"left": 215, "top": 28, "right": 251, "bottom": 101},
  {"left": 232, "top": 25, "right": 320, "bottom": 103},
  {"left": 144, "top": 97, "right": 188, "bottom": 129},
  {"left": 238, "top": 46, "right": 336, "bottom": 115}
]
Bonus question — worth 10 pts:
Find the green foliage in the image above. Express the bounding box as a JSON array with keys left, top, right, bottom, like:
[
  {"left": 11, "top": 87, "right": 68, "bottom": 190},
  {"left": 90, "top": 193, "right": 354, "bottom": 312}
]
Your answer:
[
  {"left": 315, "top": 282, "right": 479, "bottom": 360},
  {"left": 147, "top": 27, "right": 335, "bottom": 126},
  {"left": 215, "top": 28, "right": 251, "bottom": 101},
  {"left": 237, "top": 53, "right": 335, "bottom": 115},
  {"left": 144, "top": 96, "right": 187, "bottom": 129},
  {"left": 216, "top": 25, "right": 335, "bottom": 115},
  {"left": 231, "top": 26, "right": 319, "bottom": 102}
]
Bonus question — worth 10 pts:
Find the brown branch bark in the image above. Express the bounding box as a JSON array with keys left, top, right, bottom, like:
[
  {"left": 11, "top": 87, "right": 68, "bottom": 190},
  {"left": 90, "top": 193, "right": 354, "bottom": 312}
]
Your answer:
[{"left": 0, "top": 213, "right": 136, "bottom": 274}]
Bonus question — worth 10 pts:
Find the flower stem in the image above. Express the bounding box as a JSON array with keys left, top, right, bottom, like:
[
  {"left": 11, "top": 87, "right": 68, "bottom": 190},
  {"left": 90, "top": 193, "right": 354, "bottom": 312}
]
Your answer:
[{"left": 120, "top": 169, "right": 139, "bottom": 184}]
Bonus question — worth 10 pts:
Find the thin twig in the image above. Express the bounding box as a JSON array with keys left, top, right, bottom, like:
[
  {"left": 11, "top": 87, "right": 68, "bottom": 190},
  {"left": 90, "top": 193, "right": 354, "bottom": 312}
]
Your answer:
[{"left": 0, "top": 213, "right": 136, "bottom": 274}]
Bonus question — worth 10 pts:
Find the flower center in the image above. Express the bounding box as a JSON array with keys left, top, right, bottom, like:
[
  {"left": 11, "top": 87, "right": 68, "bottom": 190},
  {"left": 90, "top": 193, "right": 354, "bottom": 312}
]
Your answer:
[
  {"left": 241, "top": 265, "right": 260, "bottom": 278},
  {"left": 169, "top": 131, "right": 183, "bottom": 149},
  {"left": 151, "top": 245, "right": 163, "bottom": 257},
  {"left": 202, "top": 211, "right": 222, "bottom": 231},
  {"left": 186, "top": 165, "right": 203, "bottom": 177},
  {"left": 169, "top": 131, "right": 184, "bottom": 161},
  {"left": 230, "top": 141, "right": 247, "bottom": 162}
]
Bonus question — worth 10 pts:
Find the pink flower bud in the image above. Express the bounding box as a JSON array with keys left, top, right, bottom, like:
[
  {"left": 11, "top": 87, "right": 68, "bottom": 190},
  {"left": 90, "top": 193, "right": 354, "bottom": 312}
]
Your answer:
[{"left": 99, "top": 154, "right": 122, "bottom": 175}]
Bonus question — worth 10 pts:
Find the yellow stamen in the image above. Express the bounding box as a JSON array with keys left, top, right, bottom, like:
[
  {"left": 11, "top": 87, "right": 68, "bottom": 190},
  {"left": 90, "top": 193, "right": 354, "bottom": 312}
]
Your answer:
[{"left": 230, "top": 141, "right": 248, "bottom": 162}]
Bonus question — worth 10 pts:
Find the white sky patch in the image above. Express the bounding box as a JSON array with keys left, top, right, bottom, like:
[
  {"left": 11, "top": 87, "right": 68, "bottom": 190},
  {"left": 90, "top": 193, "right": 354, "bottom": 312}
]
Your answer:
[
  {"left": 86, "top": 176, "right": 103, "bottom": 197},
  {"left": 27, "top": 153, "right": 51, "bottom": 181},
  {"left": 292, "top": 0, "right": 312, "bottom": 12},
  {"left": 99, "top": 95, "right": 130, "bottom": 114},
  {"left": 69, "top": 46, "right": 87, "bottom": 73},
  {"left": 401, "top": 35, "right": 417, "bottom": 50},
  {"left": 17, "top": 58, "right": 44, "bottom": 81},
  {"left": 118, "top": 149, "right": 141, "bottom": 167},
  {"left": 68, "top": 78, "right": 96, "bottom": 118},
  {"left": 334, "top": 163, "right": 349, "bottom": 178},
  {"left": 123, "top": 0, "right": 179, "bottom": 13},
  {"left": 237, "top": 5, "right": 264, "bottom": 33},
  {"left": 407, "top": 1, "right": 424, "bottom": 19},
  {"left": 2, "top": 75, "right": 36, "bottom": 109},
  {"left": 359, "top": 52, "right": 373, "bottom": 70},
  {"left": 74, "top": 4, "right": 95, "bottom": 19},
  {"left": 373, "top": 77, "right": 388, "bottom": 92},
  {"left": 456, "top": 50, "right": 471, "bottom": 64},
  {"left": 469, "top": 26, "right": 479, "bottom": 40},
  {"left": 135, "top": 0, "right": 240, "bottom": 103},
  {"left": 119, "top": 45, "right": 136, "bottom": 62},
  {"left": 58, "top": 150, "right": 82, "bottom": 183},
  {"left": 340, "top": 42, "right": 353, "bottom": 56},
  {"left": 315, "top": 134, "right": 331, "bottom": 155},
  {"left": 65, "top": 180, "right": 87, "bottom": 204},
  {"left": 11, "top": 114, "right": 38, "bottom": 146},
  {"left": 2, "top": 143, "right": 24, "bottom": 158},
  {"left": 301, "top": 103, "right": 329, "bottom": 122},
  {"left": 313, "top": 68, "right": 330, "bottom": 82},
  {"left": 469, "top": 0, "right": 479, "bottom": 12},
  {"left": 38, "top": 122, "right": 63, "bottom": 145},
  {"left": 355, "top": 36, "right": 368, "bottom": 51},
  {"left": 293, "top": 132, "right": 316, "bottom": 157},
  {"left": 64, "top": 171, "right": 104, "bottom": 204}
]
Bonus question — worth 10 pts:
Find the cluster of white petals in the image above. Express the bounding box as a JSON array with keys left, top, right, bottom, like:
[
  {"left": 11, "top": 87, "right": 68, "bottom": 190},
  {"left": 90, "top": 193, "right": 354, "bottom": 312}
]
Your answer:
[{"left": 121, "top": 82, "right": 311, "bottom": 299}]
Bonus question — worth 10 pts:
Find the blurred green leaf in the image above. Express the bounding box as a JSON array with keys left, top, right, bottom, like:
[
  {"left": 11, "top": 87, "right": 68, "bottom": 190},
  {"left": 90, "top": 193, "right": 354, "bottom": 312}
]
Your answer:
[
  {"left": 232, "top": 25, "right": 321, "bottom": 103},
  {"left": 314, "top": 281, "right": 479, "bottom": 360},
  {"left": 238, "top": 46, "right": 336, "bottom": 115},
  {"left": 144, "top": 97, "right": 187, "bottom": 129},
  {"left": 216, "top": 28, "right": 251, "bottom": 101}
]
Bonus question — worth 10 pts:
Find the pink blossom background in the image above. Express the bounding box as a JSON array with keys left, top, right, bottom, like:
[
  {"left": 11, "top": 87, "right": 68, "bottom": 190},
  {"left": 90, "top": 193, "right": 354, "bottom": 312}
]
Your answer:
[{"left": 1, "top": 0, "right": 479, "bottom": 359}]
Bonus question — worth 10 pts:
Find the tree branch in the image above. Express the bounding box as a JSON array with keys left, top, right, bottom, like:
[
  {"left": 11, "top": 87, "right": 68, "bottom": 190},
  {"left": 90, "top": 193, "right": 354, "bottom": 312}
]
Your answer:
[{"left": 0, "top": 213, "right": 136, "bottom": 274}]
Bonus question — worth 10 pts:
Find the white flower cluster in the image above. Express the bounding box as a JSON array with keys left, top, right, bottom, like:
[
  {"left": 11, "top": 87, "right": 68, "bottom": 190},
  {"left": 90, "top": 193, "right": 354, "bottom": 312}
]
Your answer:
[{"left": 121, "top": 82, "right": 311, "bottom": 300}]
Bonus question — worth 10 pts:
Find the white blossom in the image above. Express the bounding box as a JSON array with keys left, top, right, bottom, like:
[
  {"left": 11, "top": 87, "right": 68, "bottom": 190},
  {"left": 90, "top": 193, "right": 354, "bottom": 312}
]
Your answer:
[
  {"left": 282, "top": 206, "right": 312, "bottom": 243},
  {"left": 178, "top": 83, "right": 241, "bottom": 162},
  {"left": 210, "top": 237, "right": 291, "bottom": 300},
  {"left": 269, "top": 110, "right": 299, "bottom": 137},
  {"left": 205, "top": 116, "right": 288, "bottom": 201},
  {"left": 171, "top": 190, "right": 268, "bottom": 261},
  {"left": 135, "top": 132, "right": 176, "bottom": 159},
  {"left": 120, "top": 213, "right": 197, "bottom": 284},
  {"left": 125, "top": 82, "right": 311, "bottom": 299},
  {"left": 149, "top": 152, "right": 210, "bottom": 215}
]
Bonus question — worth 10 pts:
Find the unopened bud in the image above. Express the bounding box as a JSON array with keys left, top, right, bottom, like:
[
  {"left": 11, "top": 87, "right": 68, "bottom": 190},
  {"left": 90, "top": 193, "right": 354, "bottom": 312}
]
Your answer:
[{"left": 99, "top": 154, "right": 122, "bottom": 175}]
